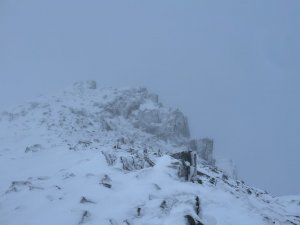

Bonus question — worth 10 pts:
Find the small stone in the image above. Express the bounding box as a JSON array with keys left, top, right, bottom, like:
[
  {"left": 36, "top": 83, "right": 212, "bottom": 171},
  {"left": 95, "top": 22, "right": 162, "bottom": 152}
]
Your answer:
[
  {"left": 79, "top": 210, "right": 91, "bottom": 224},
  {"left": 80, "top": 196, "right": 95, "bottom": 204},
  {"left": 137, "top": 207, "right": 141, "bottom": 217},
  {"left": 247, "top": 189, "right": 252, "bottom": 195},
  {"left": 160, "top": 200, "right": 167, "bottom": 209},
  {"left": 100, "top": 175, "right": 112, "bottom": 189}
]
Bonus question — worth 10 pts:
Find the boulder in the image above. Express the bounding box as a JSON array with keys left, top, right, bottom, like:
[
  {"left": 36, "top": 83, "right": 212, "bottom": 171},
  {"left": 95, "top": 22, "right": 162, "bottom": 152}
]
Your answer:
[{"left": 171, "top": 151, "right": 197, "bottom": 181}]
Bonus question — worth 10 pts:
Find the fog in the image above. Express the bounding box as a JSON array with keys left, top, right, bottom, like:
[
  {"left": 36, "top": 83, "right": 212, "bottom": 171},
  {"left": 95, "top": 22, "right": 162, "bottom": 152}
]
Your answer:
[{"left": 1, "top": 0, "right": 299, "bottom": 196}]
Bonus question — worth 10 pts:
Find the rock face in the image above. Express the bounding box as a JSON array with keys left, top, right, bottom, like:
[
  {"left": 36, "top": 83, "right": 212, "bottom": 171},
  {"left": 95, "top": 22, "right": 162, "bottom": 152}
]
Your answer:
[
  {"left": 102, "top": 87, "right": 190, "bottom": 144},
  {"left": 189, "top": 138, "right": 215, "bottom": 165},
  {"left": 59, "top": 82, "right": 191, "bottom": 146}
]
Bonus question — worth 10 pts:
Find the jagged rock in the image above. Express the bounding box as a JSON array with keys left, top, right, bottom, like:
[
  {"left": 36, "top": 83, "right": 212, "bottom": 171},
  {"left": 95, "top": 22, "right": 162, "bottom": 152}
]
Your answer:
[
  {"left": 100, "top": 87, "right": 190, "bottom": 144},
  {"left": 171, "top": 151, "right": 197, "bottom": 181},
  {"left": 25, "top": 144, "right": 43, "bottom": 153},
  {"left": 189, "top": 138, "right": 215, "bottom": 165},
  {"left": 120, "top": 155, "right": 145, "bottom": 171},
  {"left": 6, "top": 181, "right": 43, "bottom": 193},
  {"left": 103, "top": 150, "right": 154, "bottom": 171},
  {"left": 135, "top": 108, "right": 190, "bottom": 143},
  {"left": 104, "top": 88, "right": 147, "bottom": 118},
  {"left": 69, "top": 140, "right": 92, "bottom": 151},
  {"left": 6, "top": 181, "right": 32, "bottom": 193},
  {"left": 120, "top": 151, "right": 156, "bottom": 171},
  {"left": 102, "top": 151, "right": 117, "bottom": 166},
  {"left": 144, "top": 155, "right": 155, "bottom": 167}
]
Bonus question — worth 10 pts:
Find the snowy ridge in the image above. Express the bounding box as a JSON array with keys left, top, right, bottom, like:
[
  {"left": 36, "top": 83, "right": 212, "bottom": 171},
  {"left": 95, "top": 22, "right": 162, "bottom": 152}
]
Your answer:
[{"left": 0, "top": 81, "right": 299, "bottom": 225}]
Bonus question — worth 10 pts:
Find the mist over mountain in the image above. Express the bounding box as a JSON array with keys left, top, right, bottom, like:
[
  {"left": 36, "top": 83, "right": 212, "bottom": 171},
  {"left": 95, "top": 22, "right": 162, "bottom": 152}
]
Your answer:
[
  {"left": 1, "top": 0, "right": 300, "bottom": 196},
  {"left": 0, "top": 81, "right": 299, "bottom": 225}
]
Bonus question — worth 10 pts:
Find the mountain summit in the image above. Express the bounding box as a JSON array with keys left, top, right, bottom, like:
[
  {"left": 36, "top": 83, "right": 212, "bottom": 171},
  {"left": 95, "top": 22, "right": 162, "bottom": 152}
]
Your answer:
[{"left": 0, "top": 81, "right": 299, "bottom": 225}]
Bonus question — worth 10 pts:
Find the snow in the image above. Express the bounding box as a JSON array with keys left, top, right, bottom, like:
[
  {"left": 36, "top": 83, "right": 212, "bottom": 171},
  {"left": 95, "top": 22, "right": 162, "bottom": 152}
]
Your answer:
[{"left": 0, "top": 81, "right": 299, "bottom": 225}]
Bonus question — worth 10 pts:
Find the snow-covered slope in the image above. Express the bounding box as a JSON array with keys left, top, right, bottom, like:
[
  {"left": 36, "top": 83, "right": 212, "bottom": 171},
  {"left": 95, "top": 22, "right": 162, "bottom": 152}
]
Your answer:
[{"left": 0, "top": 81, "right": 299, "bottom": 225}]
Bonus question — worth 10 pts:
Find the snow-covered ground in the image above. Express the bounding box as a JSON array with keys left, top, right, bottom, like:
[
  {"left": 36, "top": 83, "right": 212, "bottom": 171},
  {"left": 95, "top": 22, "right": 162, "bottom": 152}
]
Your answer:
[{"left": 0, "top": 81, "right": 299, "bottom": 225}]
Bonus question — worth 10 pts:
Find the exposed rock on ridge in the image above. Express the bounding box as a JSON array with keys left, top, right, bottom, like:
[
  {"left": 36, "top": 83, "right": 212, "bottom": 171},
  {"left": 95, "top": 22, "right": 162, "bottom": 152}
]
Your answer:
[{"left": 1, "top": 81, "right": 298, "bottom": 225}]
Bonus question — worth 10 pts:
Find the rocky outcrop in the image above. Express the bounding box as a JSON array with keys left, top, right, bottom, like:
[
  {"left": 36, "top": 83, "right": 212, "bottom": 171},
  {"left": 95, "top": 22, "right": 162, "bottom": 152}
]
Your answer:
[
  {"left": 102, "top": 87, "right": 190, "bottom": 144},
  {"left": 134, "top": 108, "right": 190, "bottom": 143},
  {"left": 189, "top": 138, "right": 215, "bottom": 165},
  {"left": 171, "top": 151, "right": 197, "bottom": 181},
  {"left": 25, "top": 144, "right": 43, "bottom": 153},
  {"left": 6, "top": 180, "right": 44, "bottom": 193}
]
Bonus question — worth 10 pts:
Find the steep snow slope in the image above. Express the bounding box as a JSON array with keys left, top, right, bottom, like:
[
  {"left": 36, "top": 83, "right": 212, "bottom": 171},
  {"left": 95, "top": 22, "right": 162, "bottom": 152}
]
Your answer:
[{"left": 0, "top": 81, "right": 299, "bottom": 225}]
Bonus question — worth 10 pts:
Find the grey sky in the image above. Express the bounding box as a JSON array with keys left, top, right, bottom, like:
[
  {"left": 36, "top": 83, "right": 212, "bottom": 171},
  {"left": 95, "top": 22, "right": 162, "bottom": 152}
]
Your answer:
[{"left": 1, "top": 0, "right": 299, "bottom": 196}]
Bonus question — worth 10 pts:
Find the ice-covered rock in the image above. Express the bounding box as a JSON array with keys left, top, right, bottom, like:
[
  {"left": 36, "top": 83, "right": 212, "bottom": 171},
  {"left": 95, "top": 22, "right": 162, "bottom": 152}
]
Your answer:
[
  {"left": 171, "top": 151, "right": 198, "bottom": 181},
  {"left": 189, "top": 138, "right": 215, "bottom": 165}
]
